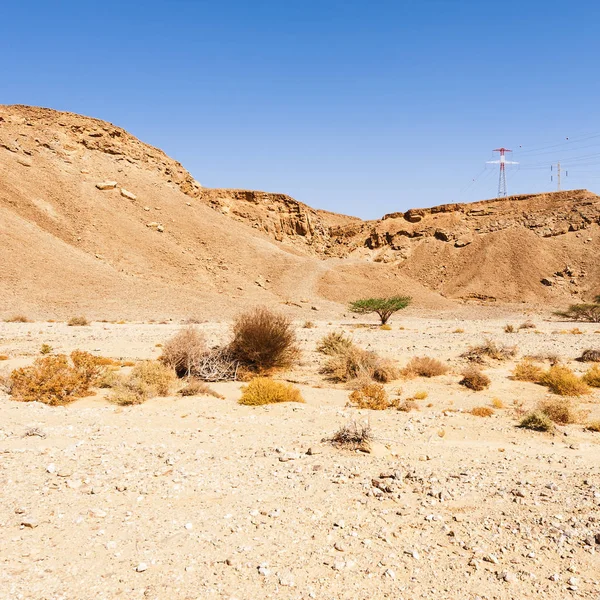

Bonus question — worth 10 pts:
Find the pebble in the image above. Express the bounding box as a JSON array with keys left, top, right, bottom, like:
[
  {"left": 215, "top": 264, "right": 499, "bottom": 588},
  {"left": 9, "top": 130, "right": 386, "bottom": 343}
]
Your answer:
[
  {"left": 135, "top": 563, "right": 148, "bottom": 572},
  {"left": 46, "top": 463, "right": 56, "bottom": 474}
]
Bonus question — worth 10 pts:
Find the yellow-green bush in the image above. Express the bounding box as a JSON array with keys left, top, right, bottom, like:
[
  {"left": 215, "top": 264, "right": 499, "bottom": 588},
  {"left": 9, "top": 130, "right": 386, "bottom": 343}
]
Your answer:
[
  {"left": 582, "top": 364, "right": 600, "bottom": 387},
  {"left": 539, "top": 365, "right": 589, "bottom": 396},
  {"left": 348, "top": 383, "right": 398, "bottom": 410},
  {"left": 238, "top": 377, "right": 304, "bottom": 405}
]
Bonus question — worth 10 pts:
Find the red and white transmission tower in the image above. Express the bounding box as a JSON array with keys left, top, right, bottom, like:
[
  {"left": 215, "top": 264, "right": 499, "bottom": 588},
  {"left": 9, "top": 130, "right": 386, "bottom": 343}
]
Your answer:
[{"left": 486, "top": 148, "right": 519, "bottom": 197}]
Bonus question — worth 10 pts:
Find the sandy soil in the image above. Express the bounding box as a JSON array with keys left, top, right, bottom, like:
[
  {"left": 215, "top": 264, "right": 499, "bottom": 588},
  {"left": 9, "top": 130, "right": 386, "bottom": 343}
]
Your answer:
[{"left": 1, "top": 316, "right": 600, "bottom": 599}]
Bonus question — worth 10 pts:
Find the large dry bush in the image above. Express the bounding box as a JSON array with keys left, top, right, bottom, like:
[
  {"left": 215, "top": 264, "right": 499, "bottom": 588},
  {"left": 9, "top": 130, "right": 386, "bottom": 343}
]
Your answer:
[
  {"left": 582, "top": 364, "right": 600, "bottom": 388},
  {"left": 512, "top": 359, "right": 543, "bottom": 382},
  {"left": 402, "top": 356, "right": 448, "bottom": 378},
  {"left": 230, "top": 307, "right": 299, "bottom": 372},
  {"left": 109, "top": 361, "right": 176, "bottom": 405},
  {"left": 323, "top": 346, "right": 398, "bottom": 383},
  {"left": 347, "top": 383, "right": 400, "bottom": 410},
  {"left": 519, "top": 411, "right": 554, "bottom": 432},
  {"left": 330, "top": 420, "right": 373, "bottom": 449},
  {"left": 538, "top": 398, "right": 580, "bottom": 425},
  {"left": 9, "top": 351, "right": 107, "bottom": 405},
  {"left": 470, "top": 406, "right": 494, "bottom": 417},
  {"left": 160, "top": 326, "right": 207, "bottom": 377},
  {"left": 459, "top": 366, "right": 490, "bottom": 391},
  {"left": 68, "top": 316, "right": 89, "bottom": 326},
  {"left": 580, "top": 348, "right": 600, "bottom": 363},
  {"left": 462, "top": 339, "right": 517, "bottom": 363},
  {"left": 316, "top": 332, "right": 353, "bottom": 356},
  {"left": 238, "top": 377, "right": 304, "bottom": 405},
  {"left": 539, "top": 365, "right": 589, "bottom": 396},
  {"left": 4, "top": 315, "right": 30, "bottom": 323}
]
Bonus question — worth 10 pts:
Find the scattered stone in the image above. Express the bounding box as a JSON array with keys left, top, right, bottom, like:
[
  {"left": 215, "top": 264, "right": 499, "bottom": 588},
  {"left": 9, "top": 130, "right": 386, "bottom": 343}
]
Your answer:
[
  {"left": 95, "top": 181, "right": 117, "bottom": 190},
  {"left": 135, "top": 563, "right": 148, "bottom": 572},
  {"left": 120, "top": 188, "right": 136, "bottom": 200},
  {"left": 21, "top": 518, "right": 38, "bottom": 529}
]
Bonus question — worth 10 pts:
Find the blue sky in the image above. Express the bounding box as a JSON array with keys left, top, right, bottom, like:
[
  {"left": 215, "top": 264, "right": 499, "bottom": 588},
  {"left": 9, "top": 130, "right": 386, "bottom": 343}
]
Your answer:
[{"left": 3, "top": 0, "right": 600, "bottom": 218}]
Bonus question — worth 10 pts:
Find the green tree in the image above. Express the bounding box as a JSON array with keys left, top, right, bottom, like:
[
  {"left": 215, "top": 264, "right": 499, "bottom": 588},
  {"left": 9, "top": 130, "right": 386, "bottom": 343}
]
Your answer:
[{"left": 349, "top": 296, "right": 412, "bottom": 325}]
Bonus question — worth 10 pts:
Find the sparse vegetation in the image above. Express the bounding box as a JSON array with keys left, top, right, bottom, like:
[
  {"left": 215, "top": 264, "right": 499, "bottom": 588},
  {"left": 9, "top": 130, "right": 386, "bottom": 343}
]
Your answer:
[
  {"left": 462, "top": 339, "right": 517, "bottom": 362},
  {"left": 128, "top": 360, "right": 176, "bottom": 396},
  {"left": 380, "top": 324, "right": 392, "bottom": 331},
  {"left": 519, "top": 320, "right": 536, "bottom": 330},
  {"left": 178, "top": 378, "right": 224, "bottom": 398},
  {"left": 519, "top": 411, "right": 554, "bottom": 432},
  {"left": 397, "top": 399, "right": 419, "bottom": 412},
  {"left": 470, "top": 406, "right": 494, "bottom": 417},
  {"left": 504, "top": 324, "right": 515, "bottom": 333},
  {"left": 40, "top": 343, "right": 52, "bottom": 355},
  {"left": 491, "top": 397, "right": 505, "bottom": 409},
  {"left": 513, "top": 359, "right": 543, "bottom": 382},
  {"left": 582, "top": 364, "right": 600, "bottom": 387},
  {"left": 238, "top": 377, "right": 304, "bottom": 405},
  {"left": 0, "top": 355, "right": 9, "bottom": 361},
  {"left": 586, "top": 420, "right": 600, "bottom": 432},
  {"left": 348, "top": 296, "right": 412, "bottom": 325},
  {"left": 402, "top": 356, "right": 448, "bottom": 378},
  {"left": 555, "top": 299, "right": 600, "bottom": 323},
  {"left": 412, "top": 390, "right": 428, "bottom": 400},
  {"left": 9, "top": 351, "right": 107, "bottom": 405},
  {"left": 322, "top": 345, "right": 398, "bottom": 383},
  {"left": 4, "top": 315, "right": 30, "bottom": 323},
  {"left": 460, "top": 366, "right": 491, "bottom": 391},
  {"left": 230, "top": 307, "right": 299, "bottom": 372},
  {"left": 452, "top": 328, "right": 465, "bottom": 334},
  {"left": 347, "top": 383, "right": 399, "bottom": 410},
  {"left": 303, "top": 320, "right": 316, "bottom": 329},
  {"left": 160, "top": 326, "right": 207, "bottom": 377},
  {"left": 539, "top": 365, "right": 589, "bottom": 396},
  {"left": 330, "top": 420, "right": 372, "bottom": 449},
  {"left": 68, "top": 316, "right": 89, "bottom": 327}
]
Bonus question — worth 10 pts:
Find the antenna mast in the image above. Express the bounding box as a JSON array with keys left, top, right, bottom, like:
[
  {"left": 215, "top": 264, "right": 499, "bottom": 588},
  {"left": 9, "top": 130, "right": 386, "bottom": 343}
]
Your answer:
[{"left": 486, "top": 148, "right": 519, "bottom": 197}]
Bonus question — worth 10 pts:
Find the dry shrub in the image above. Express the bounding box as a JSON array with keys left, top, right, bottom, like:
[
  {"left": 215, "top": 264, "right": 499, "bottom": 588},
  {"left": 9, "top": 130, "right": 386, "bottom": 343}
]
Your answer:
[
  {"left": 513, "top": 359, "right": 543, "bottom": 382},
  {"left": 0, "top": 355, "right": 9, "bottom": 361},
  {"left": 380, "top": 324, "right": 392, "bottom": 331},
  {"left": 580, "top": 348, "right": 600, "bottom": 362},
  {"left": 583, "top": 365, "right": 600, "bottom": 387},
  {"left": 190, "top": 347, "right": 239, "bottom": 381},
  {"left": 524, "top": 352, "right": 561, "bottom": 366},
  {"left": 330, "top": 420, "right": 372, "bottom": 449},
  {"left": 470, "top": 406, "right": 494, "bottom": 417},
  {"left": 538, "top": 398, "right": 580, "bottom": 424},
  {"left": 316, "top": 332, "right": 353, "bottom": 356},
  {"left": 398, "top": 399, "right": 419, "bottom": 412},
  {"left": 491, "top": 397, "right": 505, "bottom": 409},
  {"left": 178, "top": 378, "right": 224, "bottom": 398},
  {"left": 519, "top": 320, "right": 536, "bottom": 330},
  {"left": 452, "top": 328, "right": 464, "bottom": 334},
  {"left": 462, "top": 339, "right": 517, "bottom": 363},
  {"left": 323, "top": 346, "right": 398, "bottom": 383},
  {"left": 412, "top": 390, "right": 428, "bottom": 400},
  {"left": 539, "top": 365, "right": 589, "bottom": 396},
  {"left": 4, "top": 315, "right": 30, "bottom": 323},
  {"left": 303, "top": 321, "right": 316, "bottom": 329},
  {"left": 504, "top": 324, "right": 515, "bottom": 333},
  {"left": 460, "top": 366, "right": 490, "bottom": 391},
  {"left": 68, "top": 316, "right": 89, "bottom": 326},
  {"left": 9, "top": 351, "right": 107, "bottom": 405},
  {"left": 109, "top": 380, "right": 150, "bottom": 406},
  {"left": 238, "top": 377, "right": 304, "bottom": 405},
  {"left": 348, "top": 383, "right": 399, "bottom": 410},
  {"left": 97, "top": 369, "right": 121, "bottom": 389},
  {"left": 160, "top": 326, "right": 207, "bottom": 377},
  {"left": 129, "top": 361, "right": 175, "bottom": 396},
  {"left": 586, "top": 420, "right": 600, "bottom": 432},
  {"left": 230, "top": 307, "right": 298, "bottom": 371},
  {"left": 402, "top": 356, "right": 448, "bottom": 378},
  {"left": 40, "top": 344, "right": 52, "bottom": 355},
  {"left": 519, "top": 411, "right": 554, "bottom": 432}
]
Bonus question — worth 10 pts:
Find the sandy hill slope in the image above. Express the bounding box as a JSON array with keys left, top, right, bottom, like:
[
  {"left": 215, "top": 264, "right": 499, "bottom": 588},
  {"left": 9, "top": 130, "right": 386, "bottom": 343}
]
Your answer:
[{"left": 0, "top": 104, "right": 598, "bottom": 318}]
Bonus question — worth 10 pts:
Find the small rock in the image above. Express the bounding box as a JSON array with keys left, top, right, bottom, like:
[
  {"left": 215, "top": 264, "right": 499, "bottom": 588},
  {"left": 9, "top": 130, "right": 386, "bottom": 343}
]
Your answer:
[
  {"left": 135, "top": 563, "right": 148, "bottom": 572},
  {"left": 120, "top": 188, "right": 137, "bottom": 200},
  {"left": 334, "top": 542, "right": 346, "bottom": 552},
  {"left": 21, "top": 519, "right": 38, "bottom": 529},
  {"left": 96, "top": 181, "right": 118, "bottom": 190},
  {"left": 46, "top": 463, "right": 56, "bottom": 474},
  {"left": 483, "top": 554, "right": 499, "bottom": 564}
]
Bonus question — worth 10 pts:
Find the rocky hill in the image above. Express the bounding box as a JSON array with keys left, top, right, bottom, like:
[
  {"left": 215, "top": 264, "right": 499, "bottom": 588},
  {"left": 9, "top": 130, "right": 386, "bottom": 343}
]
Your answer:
[{"left": 1, "top": 104, "right": 598, "bottom": 318}]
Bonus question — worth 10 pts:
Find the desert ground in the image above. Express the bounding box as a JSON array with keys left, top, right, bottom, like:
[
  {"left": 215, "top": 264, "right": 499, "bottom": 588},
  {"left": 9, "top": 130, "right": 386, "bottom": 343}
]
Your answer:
[{"left": 1, "top": 312, "right": 600, "bottom": 600}]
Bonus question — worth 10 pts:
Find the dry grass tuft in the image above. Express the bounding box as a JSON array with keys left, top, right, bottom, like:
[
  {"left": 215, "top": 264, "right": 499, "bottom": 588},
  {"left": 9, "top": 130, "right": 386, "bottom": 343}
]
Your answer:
[
  {"left": 160, "top": 326, "right": 207, "bottom": 377},
  {"left": 40, "top": 344, "right": 52, "bottom": 355},
  {"left": 539, "top": 365, "right": 589, "bottom": 396},
  {"left": 330, "top": 420, "right": 372, "bottom": 449},
  {"left": 380, "top": 324, "right": 392, "bottom": 331},
  {"left": 129, "top": 361, "right": 176, "bottom": 396},
  {"left": 460, "top": 366, "right": 491, "bottom": 391},
  {"left": 397, "top": 399, "right": 419, "bottom": 412},
  {"left": 491, "top": 397, "right": 505, "bottom": 409},
  {"left": 519, "top": 320, "right": 536, "bottom": 330},
  {"left": 519, "top": 411, "right": 554, "bottom": 432},
  {"left": 231, "top": 307, "right": 299, "bottom": 372},
  {"left": 583, "top": 364, "right": 600, "bottom": 387},
  {"left": 4, "top": 315, "right": 30, "bottom": 323},
  {"left": 538, "top": 397, "right": 580, "bottom": 424},
  {"left": 238, "top": 377, "right": 304, "bottom": 405},
  {"left": 402, "top": 356, "right": 448, "bottom": 378},
  {"left": 302, "top": 320, "right": 316, "bottom": 329},
  {"left": 580, "top": 348, "right": 600, "bottom": 362},
  {"left": 178, "top": 378, "right": 224, "bottom": 399},
  {"left": 412, "top": 390, "right": 428, "bottom": 400},
  {"left": 470, "top": 406, "right": 494, "bottom": 417},
  {"left": 68, "top": 316, "right": 89, "bottom": 327},
  {"left": 0, "top": 355, "right": 9, "bottom": 361},
  {"left": 316, "top": 332, "right": 353, "bottom": 356},
  {"left": 452, "top": 328, "right": 465, "bottom": 334},
  {"left": 504, "top": 324, "right": 515, "bottom": 333},
  {"left": 523, "top": 352, "right": 561, "bottom": 366},
  {"left": 9, "top": 351, "right": 107, "bottom": 405},
  {"left": 323, "top": 346, "right": 398, "bottom": 383},
  {"left": 462, "top": 339, "right": 517, "bottom": 362},
  {"left": 513, "top": 359, "right": 544, "bottom": 382},
  {"left": 347, "top": 383, "right": 399, "bottom": 410}
]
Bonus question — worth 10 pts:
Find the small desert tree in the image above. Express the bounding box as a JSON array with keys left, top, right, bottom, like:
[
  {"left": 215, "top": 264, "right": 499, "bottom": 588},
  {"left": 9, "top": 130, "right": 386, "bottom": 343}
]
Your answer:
[
  {"left": 348, "top": 296, "right": 411, "bottom": 325},
  {"left": 555, "top": 298, "right": 600, "bottom": 323}
]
